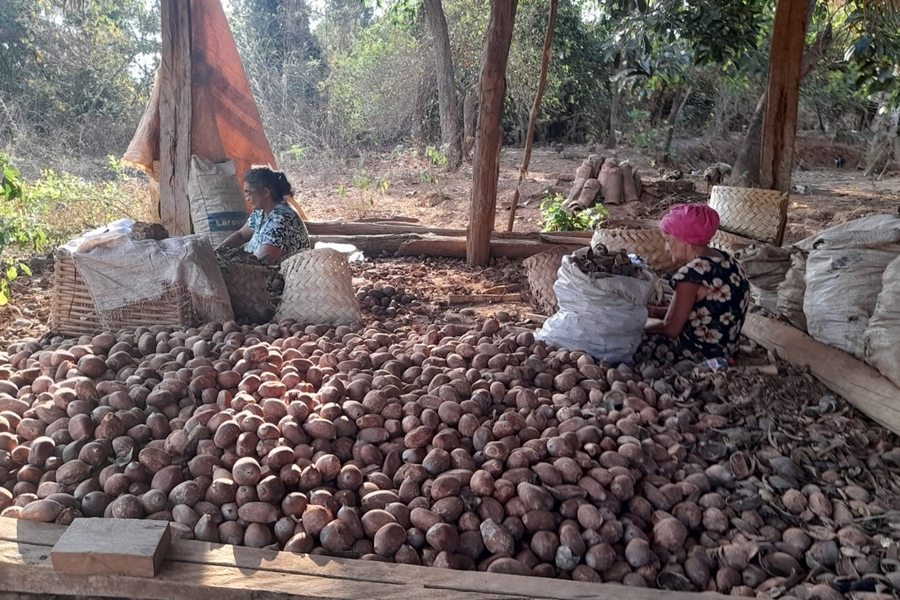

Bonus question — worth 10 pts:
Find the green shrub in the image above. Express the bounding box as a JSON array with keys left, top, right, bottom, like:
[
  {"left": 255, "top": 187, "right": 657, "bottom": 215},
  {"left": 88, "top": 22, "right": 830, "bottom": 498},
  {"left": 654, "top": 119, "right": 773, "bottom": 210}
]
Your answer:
[{"left": 539, "top": 192, "right": 608, "bottom": 232}]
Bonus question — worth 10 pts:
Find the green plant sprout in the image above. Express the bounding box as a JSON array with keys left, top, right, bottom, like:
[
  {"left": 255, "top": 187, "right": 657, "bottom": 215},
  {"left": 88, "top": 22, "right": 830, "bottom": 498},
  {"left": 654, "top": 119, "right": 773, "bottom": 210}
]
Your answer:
[{"left": 539, "top": 192, "right": 609, "bottom": 232}]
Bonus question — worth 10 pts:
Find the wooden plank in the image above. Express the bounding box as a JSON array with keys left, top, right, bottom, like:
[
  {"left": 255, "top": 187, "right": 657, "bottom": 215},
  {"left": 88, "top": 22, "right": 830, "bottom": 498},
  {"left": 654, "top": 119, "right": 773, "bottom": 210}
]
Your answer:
[
  {"left": 158, "top": 0, "right": 193, "bottom": 236},
  {"left": 447, "top": 294, "right": 523, "bottom": 305},
  {"left": 0, "top": 540, "right": 516, "bottom": 600},
  {"left": 51, "top": 518, "right": 171, "bottom": 578},
  {"left": 742, "top": 313, "right": 900, "bottom": 437},
  {"left": 400, "top": 237, "right": 580, "bottom": 260},
  {"left": 759, "top": 0, "right": 809, "bottom": 197},
  {"left": 1, "top": 519, "right": 732, "bottom": 600}
]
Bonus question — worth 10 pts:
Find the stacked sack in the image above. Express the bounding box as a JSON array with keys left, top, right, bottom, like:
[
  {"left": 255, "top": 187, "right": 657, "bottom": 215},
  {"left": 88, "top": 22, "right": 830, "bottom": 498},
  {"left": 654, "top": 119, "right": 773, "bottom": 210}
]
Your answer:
[{"left": 772, "top": 216, "right": 900, "bottom": 384}]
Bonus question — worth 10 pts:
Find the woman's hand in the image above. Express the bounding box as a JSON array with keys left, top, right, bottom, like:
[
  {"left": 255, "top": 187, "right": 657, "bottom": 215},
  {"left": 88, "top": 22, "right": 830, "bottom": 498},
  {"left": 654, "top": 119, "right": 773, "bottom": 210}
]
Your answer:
[
  {"left": 256, "top": 243, "right": 283, "bottom": 265},
  {"left": 219, "top": 224, "right": 252, "bottom": 250},
  {"left": 644, "top": 281, "right": 701, "bottom": 338}
]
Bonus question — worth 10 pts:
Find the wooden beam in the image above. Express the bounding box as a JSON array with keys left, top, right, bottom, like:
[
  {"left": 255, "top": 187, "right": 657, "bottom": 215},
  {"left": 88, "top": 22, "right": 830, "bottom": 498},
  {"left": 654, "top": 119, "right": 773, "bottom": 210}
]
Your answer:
[
  {"left": 759, "top": 0, "right": 810, "bottom": 194},
  {"left": 742, "top": 313, "right": 900, "bottom": 437},
  {"left": 0, "top": 517, "right": 733, "bottom": 600},
  {"left": 466, "top": 0, "right": 519, "bottom": 266},
  {"left": 159, "top": 0, "right": 193, "bottom": 236}
]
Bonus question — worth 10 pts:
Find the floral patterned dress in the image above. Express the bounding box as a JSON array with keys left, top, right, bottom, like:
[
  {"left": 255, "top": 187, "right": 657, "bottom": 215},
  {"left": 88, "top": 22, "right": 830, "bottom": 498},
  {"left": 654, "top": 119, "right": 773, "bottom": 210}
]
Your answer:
[
  {"left": 245, "top": 201, "right": 310, "bottom": 262},
  {"left": 637, "top": 253, "right": 750, "bottom": 362}
]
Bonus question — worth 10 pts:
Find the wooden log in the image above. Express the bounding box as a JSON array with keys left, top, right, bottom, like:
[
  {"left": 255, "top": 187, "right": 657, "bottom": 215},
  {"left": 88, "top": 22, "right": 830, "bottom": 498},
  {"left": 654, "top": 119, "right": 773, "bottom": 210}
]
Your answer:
[
  {"left": 306, "top": 221, "right": 467, "bottom": 237},
  {"left": 158, "top": 0, "right": 193, "bottom": 237},
  {"left": 760, "top": 0, "right": 809, "bottom": 197},
  {"left": 50, "top": 519, "right": 171, "bottom": 578},
  {"left": 447, "top": 293, "right": 523, "bottom": 305},
  {"left": 400, "top": 237, "right": 582, "bottom": 260},
  {"left": 741, "top": 313, "right": 900, "bottom": 437},
  {"left": 467, "top": 0, "right": 517, "bottom": 266}
]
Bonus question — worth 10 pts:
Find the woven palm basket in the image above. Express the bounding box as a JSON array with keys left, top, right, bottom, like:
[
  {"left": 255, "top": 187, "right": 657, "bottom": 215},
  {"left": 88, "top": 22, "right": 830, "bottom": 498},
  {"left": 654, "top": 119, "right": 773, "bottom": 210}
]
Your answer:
[
  {"left": 51, "top": 250, "right": 194, "bottom": 337},
  {"left": 710, "top": 229, "right": 756, "bottom": 255},
  {"left": 275, "top": 249, "right": 361, "bottom": 326},
  {"left": 591, "top": 219, "right": 679, "bottom": 274},
  {"left": 523, "top": 246, "right": 570, "bottom": 315},
  {"left": 219, "top": 262, "right": 274, "bottom": 324},
  {"left": 709, "top": 186, "right": 788, "bottom": 243}
]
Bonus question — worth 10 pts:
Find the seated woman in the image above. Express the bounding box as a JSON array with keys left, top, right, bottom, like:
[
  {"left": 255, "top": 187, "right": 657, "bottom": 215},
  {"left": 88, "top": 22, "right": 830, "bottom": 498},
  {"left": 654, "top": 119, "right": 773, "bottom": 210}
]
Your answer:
[
  {"left": 637, "top": 204, "right": 750, "bottom": 363},
  {"left": 219, "top": 166, "right": 310, "bottom": 264}
]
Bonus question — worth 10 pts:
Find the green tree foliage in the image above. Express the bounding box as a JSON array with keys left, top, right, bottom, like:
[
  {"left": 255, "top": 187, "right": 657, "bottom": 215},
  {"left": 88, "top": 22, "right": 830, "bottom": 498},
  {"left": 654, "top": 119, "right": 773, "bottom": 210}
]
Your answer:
[
  {"left": 1, "top": 0, "right": 158, "bottom": 173},
  {"left": 231, "top": 0, "right": 328, "bottom": 150}
]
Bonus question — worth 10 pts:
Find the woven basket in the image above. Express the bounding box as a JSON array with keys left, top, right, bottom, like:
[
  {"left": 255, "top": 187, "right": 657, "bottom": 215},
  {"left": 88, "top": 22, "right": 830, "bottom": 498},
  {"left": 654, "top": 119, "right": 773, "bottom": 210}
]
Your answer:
[
  {"left": 219, "top": 262, "right": 273, "bottom": 324},
  {"left": 591, "top": 219, "right": 679, "bottom": 274},
  {"left": 710, "top": 230, "right": 756, "bottom": 255},
  {"left": 275, "top": 249, "right": 361, "bottom": 326},
  {"left": 51, "top": 250, "right": 194, "bottom": 337},
  {"left": 523, "top": 247, "right": 569, "bottom": 315},
  {"left": 709, "top": 186, "right": 788, "bottom": 243}
]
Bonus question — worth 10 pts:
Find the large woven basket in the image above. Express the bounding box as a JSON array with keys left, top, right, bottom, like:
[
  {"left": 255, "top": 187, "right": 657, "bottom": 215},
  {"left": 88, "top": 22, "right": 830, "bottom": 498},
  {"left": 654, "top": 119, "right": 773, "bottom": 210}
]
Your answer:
[
  {"left": 591, "top": 219, "right": 679, "bottom": 274},
  {"left": 523, "top": 247, "right": 569, "bottom": 315},
  {"left": 51, "top": 250, "right": 195, "bottom": 337},
  {"left": 219, "top": 262, "right": 273, "bottom": 324},
  {"left": 710, "top": 229, "right": 756, "bottom": 255},
  {"left": 275, "top": 249, "right": 361, "bottom": 326},
  {"left": 709, "top": 186, "right": 788, "bottom": 243}
]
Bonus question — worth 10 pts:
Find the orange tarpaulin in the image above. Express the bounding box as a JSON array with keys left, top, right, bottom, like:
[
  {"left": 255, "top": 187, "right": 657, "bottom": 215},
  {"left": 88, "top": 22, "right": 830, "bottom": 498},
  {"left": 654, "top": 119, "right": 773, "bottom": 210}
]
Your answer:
[{"left": 124, "top": 0, "right": 307, "bottom": 220}]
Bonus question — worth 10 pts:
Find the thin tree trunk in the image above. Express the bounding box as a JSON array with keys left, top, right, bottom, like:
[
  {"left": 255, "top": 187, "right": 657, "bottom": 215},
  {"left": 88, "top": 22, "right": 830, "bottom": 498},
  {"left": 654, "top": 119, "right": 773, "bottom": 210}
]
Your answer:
[
  {"left": 467, "top": 0, "right": 518, "bottom": 266},
  {"left": 463, "top": 85, "right": 477, "bottom": 160},
  {"left": 731, "top": 91, "right": 767, "bottom": 186},
  {"left": 605, "top": 83, "right": 621, "bottom": 149},
  {"left": 423, "top": 0, "right": 463, "bottom": 171},
  {"left": 507, "top": 0, "right": 558, "bottom": 232},
  {"left": 662, "top": 86, "right": 693, "bottom": 165}
]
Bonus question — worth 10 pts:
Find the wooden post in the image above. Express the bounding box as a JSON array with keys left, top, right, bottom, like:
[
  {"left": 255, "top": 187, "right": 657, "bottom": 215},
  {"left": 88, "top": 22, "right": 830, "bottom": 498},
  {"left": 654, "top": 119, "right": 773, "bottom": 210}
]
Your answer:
[
  {"left": 159, "top": 0, "right": 194, "bottom": 237},
  {"left": 759, "top": 0, "right": 809, "bottom": 197},
  {"left": 506, "top": 0, "right": 558, "bottom": 232},
  {"left": 466, "top": 0, "right": 519, "bottom": 265}
]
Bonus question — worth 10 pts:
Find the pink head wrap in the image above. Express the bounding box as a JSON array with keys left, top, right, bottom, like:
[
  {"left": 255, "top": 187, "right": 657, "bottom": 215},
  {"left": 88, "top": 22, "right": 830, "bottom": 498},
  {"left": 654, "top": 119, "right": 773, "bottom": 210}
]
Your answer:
[{"left": 659, "top": 203, "right": 720, "bottom": 245}]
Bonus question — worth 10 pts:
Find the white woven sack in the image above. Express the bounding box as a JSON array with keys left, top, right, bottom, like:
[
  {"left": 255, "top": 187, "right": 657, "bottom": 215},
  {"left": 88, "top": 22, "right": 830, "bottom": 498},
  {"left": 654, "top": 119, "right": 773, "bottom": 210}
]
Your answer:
[
  {"left": 188, "top": 156, "right": 247, "bottom": 247},
  {"left": 776, "top": 252, "right": 808, "bottom": 332},
  {"left": 863, "top": 255, "right": 900, "bottom": 387},
  {"left": 536, "top": 250, "right": 657, "bottom": 363},
  {"left": 275, "top": 249, "right": 361, "bottom": 327},
  {"left": 804, "top": 244, "right": 900, "bottom": 359}
]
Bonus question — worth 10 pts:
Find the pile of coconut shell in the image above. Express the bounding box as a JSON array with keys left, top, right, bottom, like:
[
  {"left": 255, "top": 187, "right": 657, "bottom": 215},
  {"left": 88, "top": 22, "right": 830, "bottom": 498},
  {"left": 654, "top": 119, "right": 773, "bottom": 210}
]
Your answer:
[
  {"left": 0, "top": 315, "right": 898, "bottom": 598},
  {"left": 571, "top": 245, "right": 643, "bottom": 279}
]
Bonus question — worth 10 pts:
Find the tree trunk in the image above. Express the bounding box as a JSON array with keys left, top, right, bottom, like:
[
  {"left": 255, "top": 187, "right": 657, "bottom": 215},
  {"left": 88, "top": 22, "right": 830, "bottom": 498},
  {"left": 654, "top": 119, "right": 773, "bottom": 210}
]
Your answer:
[
  {"left": 760, "top": 0, "right": 811, "bottom": 195},
  {"left": 732, "top": 1, "right": 829, "bottom": 188},
  {"left": 605, "top": 82, "right": 621, "bottom": 149},
  {"left": 864, "top": 106, "right": 899, "bottom": 178},
  {"left": 463, "top": 85, "right": 477, "bottom": 159},
  {"left": 466, "top": 0, "right": 518, "bottom": 266},
  {"left": 159, "top": 0, "right": 193, "bottom": 236},
  {"left": 662, "top": 86, "right": 692, "bottom": 165},
  {"left": 423, "top": 0, "right": 463, "bottom": 171},
  {"left": 507, "top": 0, "right": 558, "bottom": 232},
  {"left": 731, "top": 92, "right": 767, "bottom": 186}
]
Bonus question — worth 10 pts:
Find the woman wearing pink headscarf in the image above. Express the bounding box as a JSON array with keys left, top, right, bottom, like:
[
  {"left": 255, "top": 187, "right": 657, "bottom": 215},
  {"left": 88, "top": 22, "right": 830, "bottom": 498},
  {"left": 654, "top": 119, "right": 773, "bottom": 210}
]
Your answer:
[{"left": 637, "top": 203, "right": 750, "bottom": 362}]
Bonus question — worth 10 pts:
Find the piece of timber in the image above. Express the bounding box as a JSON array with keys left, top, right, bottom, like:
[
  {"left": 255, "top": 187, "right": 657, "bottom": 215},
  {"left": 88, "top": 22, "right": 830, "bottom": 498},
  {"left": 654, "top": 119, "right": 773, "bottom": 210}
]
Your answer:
[
  {"left": 0, "top": 518, "right": 731, "bottom": 600},
  {"left": 742, "top": 313, "right": 900, "bottom": 437},
  {"left": 447, "top": 293, "right": 523, "bottom": 305},
  {"left": 305, "top": 220, "right": 591, "bottom": 242},
  {"left": 399, "top": 236, "right": 582, "bottom": 259},
  {"left": 50, "top": 518, "right": 171, "bottom": 578}
]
